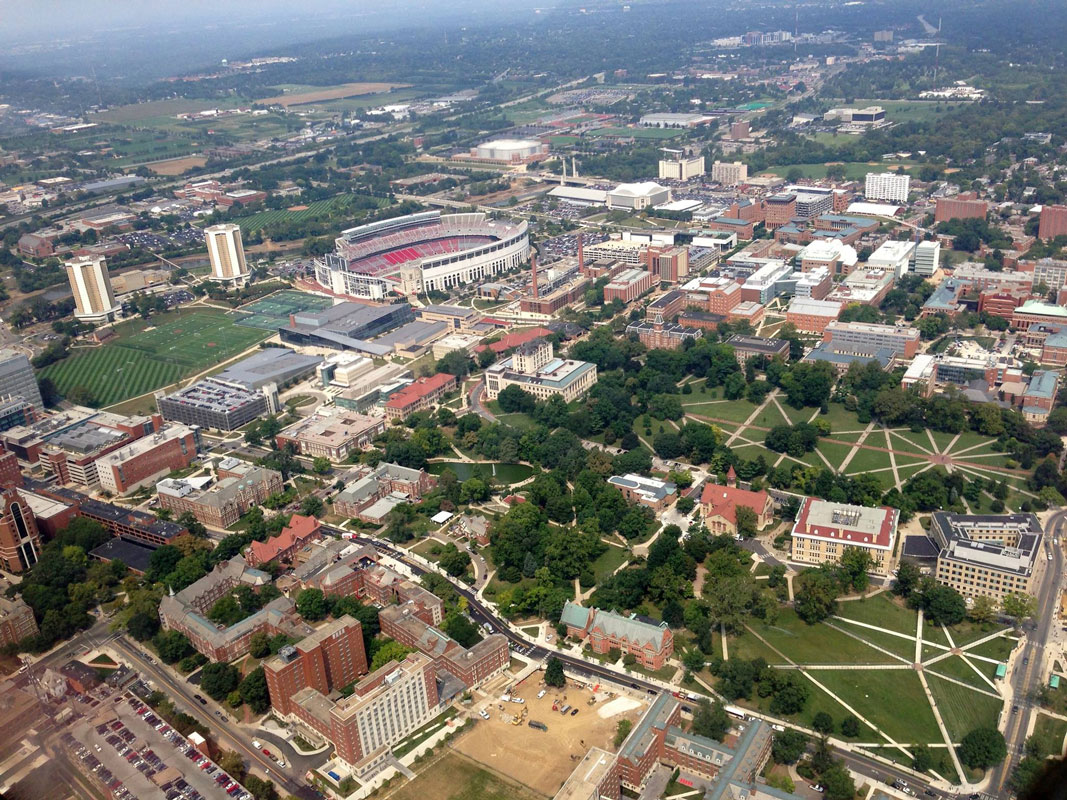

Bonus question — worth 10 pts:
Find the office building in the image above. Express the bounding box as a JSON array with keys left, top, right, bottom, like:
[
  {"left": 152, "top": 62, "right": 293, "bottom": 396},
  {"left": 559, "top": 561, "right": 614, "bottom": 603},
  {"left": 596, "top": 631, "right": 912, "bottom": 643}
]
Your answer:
[
  {"left": 952, "top": 263, "right": 1033, "bottom": 292},
  {"left": 383, "top": 373, "right": 457, "bottom": 420},
  {"left": 1029, "top": 258, "right": 1067, "bottom": 290},
  {"left": 912, "top": 240, "right": 941, "bottom": 276},
  {"left": 794, "top": 266, "right": 833, "bottom": 300},
  {"left": 1038, "top": 205, "right": 1067, "bottom": 240},
  {"left": 607, "top": 474, "right": 677, "bottom": 511},
  {"left": 0, "top": 349, "right": 43, "bottom": 411},
  {"left": 785, "top": 297, "right": 842, "bottom": 333},
  {"left": 928, "top": 513, "right": 1041, "bottom": 601},
  {"left": 864, "top": 173, "right": 911, "bottom": 204},
  {"left": 485, "top": 339, "right": 597, "bottom": 403},
  {"left": 205, "top": 223, "right": 249, "bottom": 282},
  {"left": 0, "top": 596, "right": 38, "bottom": 647},
  {"left": 826, "top": 267, "right": 894, "bottom": 307},
  {"left": 791, "top": 497, "right": 898, "bottom": 575},
  {"left": 264, "top": 616, "right": 369, "bottom": 717},
  {"left": 0, "top": 488, "right": 41, "bottom": 573},
  {"left": 276, "top": 410, "right": 386, "bottom": 461},
  {"left": 710, "top": 160, "right": 748, "bottom": 186},
  {"left": 798, "top": 239, "right": 858, "bottom": 276},
  {"left": 604, "top": 268, "right": 654, "bottom": 304},
  {"left": 334, "top": 463, "right": 437, "bottom": 523},
  {"left": 726, "top": 335, "right": 789, "bottom": 365},
  {"left": 1012, "top": 299, "right": 1067, "bottom": 330},
  {"left": 560, "top": 601, "right": 673, "bottom": 670},
  {"left": 764, "top": 193, "right": 796, "bottom": 229},
  {"left": 213, "top": 348, "right": 322, "bottom": 390},
  {"left": 66, "top": 255, "right": 120, "bottom": 323},
  {"left": 740, "top": 259, "right": 793, "bottom": 304},
  {"left": 822, "top": 321, "right": 920, "bottom": 359},
  {"left": 157, "top": 459, "right": 283, "bottom": 528},
  {"left": 867, "top": 239, "right": 916, "bottom": 279},
  {"left": 658, "top": 150, "right": 705, "bottom": 181},
  {"left": 95, "top": 424, "right": 200, "bottom": 495},
  {"left": 625, "top": 317, "right": 703, "bottom": 351}
]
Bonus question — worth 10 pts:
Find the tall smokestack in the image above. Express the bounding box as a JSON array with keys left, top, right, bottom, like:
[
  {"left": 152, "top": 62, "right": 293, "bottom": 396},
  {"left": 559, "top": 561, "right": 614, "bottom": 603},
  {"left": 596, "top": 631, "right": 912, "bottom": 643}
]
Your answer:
[
  {"left": 577, "top": 232, "right": 584, "bottom": 270},
  {"left": 561, "top": 159, "right": 566, "bottom": 186},
  {"left": 531, "top": 252, "right": 539, "bottom": 299},
  {"left": 572, "top": 157, "right": 578, "bottom": 178}
]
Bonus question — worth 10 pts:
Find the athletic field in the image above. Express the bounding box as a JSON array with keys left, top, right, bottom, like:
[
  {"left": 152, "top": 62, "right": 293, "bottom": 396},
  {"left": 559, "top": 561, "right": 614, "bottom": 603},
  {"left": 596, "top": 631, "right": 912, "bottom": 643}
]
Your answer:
[
  {"left": 40, "top": 309, "right": 269, "bottom": 406},
  {"left": 233, "top": 290, "right": 334, "bottom": 330}
]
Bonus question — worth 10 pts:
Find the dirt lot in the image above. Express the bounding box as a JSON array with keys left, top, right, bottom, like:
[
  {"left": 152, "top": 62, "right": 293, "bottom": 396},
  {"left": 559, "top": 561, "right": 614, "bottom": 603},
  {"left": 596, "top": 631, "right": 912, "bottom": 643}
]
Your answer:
[
  {"left": 455, "top": 674, "right": 648, "bottom": 796},
  {"left": 389, "top": 752, "right": 545, "bottom": 800},
  {"left": 259, "top": 82, "right": 410, "bottom": 107},
  {"left": 147, "top": 155, "right": 207, "bottom": 175}
]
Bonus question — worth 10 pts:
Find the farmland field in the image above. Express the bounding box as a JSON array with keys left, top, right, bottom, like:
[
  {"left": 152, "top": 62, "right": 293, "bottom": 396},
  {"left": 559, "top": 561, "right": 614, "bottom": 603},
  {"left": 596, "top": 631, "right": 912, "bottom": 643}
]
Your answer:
[{"left": 40, "top": 309, "right": 269, "bottom": 406}]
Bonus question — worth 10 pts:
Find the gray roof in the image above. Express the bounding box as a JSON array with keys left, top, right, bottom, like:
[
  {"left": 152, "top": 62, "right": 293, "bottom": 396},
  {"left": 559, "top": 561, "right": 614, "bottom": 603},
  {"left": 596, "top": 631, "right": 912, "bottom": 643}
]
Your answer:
[
  {"left": 214, "top": 348, "right": 322, "bottom": 390},
  {"left": 560, "top": 601, "right": 669, "bottom": 652}
]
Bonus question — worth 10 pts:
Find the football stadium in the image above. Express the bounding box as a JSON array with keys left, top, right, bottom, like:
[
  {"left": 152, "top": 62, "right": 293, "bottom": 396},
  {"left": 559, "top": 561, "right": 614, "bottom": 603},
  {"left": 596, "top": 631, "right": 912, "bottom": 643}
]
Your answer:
[{"left": 314, "top": 210, "right": 529, "bottom": 299}]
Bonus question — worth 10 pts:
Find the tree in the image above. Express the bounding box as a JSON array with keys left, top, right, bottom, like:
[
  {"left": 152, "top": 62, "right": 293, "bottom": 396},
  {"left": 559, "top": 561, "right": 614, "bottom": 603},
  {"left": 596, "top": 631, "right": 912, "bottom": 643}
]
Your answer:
[
  {"left": 911, "top": 744, "right": 934, "bottom": 772},
  {"left": 219, "top": 751, "right": 246, "bottom": 781},
  {"left": 676, "top": 496, "right": 695, "bottom": 515},
  {"left": 249, "top": 631, "right": 271, "bottom": 659},
  {"left": 153, "top": 630, "right": 193, "bottom": 664},
  {"left": 614, "top": 719, "right": 633, "bottom": 747},
  {"left": 296, "top": 588, "right": 328, "bottom": 621},
  {"left": 690, "top": 698, "right": 730, "bottom": 741},
  {"left": 370, "top": 640, "right": 414, "bottom": 672},
  {"left": 734, "top": 505, "right": 758, "bottom": 539},
  {"left": 442, "top": 612, "right": 481, "bottom": 647},
  {"left": 176, "top": 511, "right": 207, "bottom": 538},
  {"left": 682, "top": 649, "right": 706, "bottom": 673},
  {"left": 771, "top": 730, "right": 807, "bottom": 764},
  {"left": 892, "top": 561, "right": 921, "bottom": 598},
  {"left": 840, "top": 715, "right": 860, "bottom": 738},
  {"left": 821, "top": 762, "right": 856, "bottom": 800},
  {"left": 544, "top": 656, "right": 566, "bottom": 688},
  {"left": 239, "top": 667, "right": 270, "bottom": 714},
  {"left": 1001, "top": 592, "right": 1038, "bottom": 627},
  {"left": 312, "top": 457, "right": 332, "bottom": 475},
  {"left": 439, "top": 545, "right": 473, "bottom": 578},
  {"left": 958, "top": 727, "right": 1008, "bottom": 769},
  {"left": 968, "top": 595, "right": 998, "bottom": 625},
  {"left": 838, "top": 547, "right": 873, "bottom": 592},
  {"left": 922, "top": 584, "right": 967, "bottom": 626},
  {"left": 200, "top": 662, "right": 240, "bottom": 701},
  {"left": 300, "top": 495, "right": 324, "bottom": 517},
  {"left": 127, "top": 611, "right": 159, "bottom": 641},
  {"left": 793, "top": 570, "right": 840, "bottom": 624},
  {"left": 244, "top": 775, "right": 278, "bottom": 800}
]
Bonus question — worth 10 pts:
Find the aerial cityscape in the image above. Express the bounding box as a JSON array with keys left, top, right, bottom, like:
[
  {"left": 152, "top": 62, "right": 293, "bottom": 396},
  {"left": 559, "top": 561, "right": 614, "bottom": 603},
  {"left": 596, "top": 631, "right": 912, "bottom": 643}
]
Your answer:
[{"left": 2, "top": 1, "right": 1067, "bottom": 800}]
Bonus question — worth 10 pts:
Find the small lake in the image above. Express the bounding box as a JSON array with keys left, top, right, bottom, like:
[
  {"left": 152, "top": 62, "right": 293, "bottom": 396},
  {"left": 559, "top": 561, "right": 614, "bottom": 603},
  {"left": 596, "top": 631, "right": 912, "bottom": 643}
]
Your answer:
[{"left": 427, "top": 461, "right": 534, "bottom": 484}]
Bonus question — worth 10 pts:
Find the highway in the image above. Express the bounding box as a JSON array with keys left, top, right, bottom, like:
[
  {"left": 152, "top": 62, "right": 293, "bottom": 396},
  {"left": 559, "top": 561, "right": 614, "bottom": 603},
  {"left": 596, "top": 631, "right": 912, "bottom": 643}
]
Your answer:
[{"left": 988, "top": 509, "right": 1067, "bottom": 796}]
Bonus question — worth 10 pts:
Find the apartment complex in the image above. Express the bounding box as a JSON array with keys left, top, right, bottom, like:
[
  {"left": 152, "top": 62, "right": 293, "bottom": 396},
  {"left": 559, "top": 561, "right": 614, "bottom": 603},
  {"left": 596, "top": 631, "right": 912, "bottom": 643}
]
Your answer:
[
  {"left": 205, "top": 223, "right": 249, "bottom": 282},
  {"left": 935, "top": 195, "right": 989, "bottom": 223},
  {"left": 159, "top": 556, "right": 312, "bottom": 661},
  {"left": 560, "top": 601, "right": 673, "bottom": 669},
  {"left": 928, "top": 513, "right": 1041, "bottom": 601},
  {"left": 66, "top": 255, "right": 120, "bottom": 323},
  {"left": 485, "top": 339, "right": 597, "bottom": 403},
  {"left": 264, "top": 616, "right": 369, "bottom": 718},
  {"left": 710, "top": 160, "right": 748, "bottom": 186},
  {"left": 157, "top": 459, "right": 283, "bottom": 528},
  {"left": 245, "top": 514, "right": 322, "bottom": 568},
  {"left": 864, "top": 172, "right": 910, "bottom": 204},
  {"left": 0, "top": 596, "right": 39, "bottom": 646},
  {"left": 276, "top": 410, "right": 386, "bottom": 461},
  {"left": 791, "top": 497, "right": 898, "bottom": 575},
  {"left": 1038, "top": 204, "right": 1067, "bottom": 240},
  {"left": 658, "top": 151, "right": 705, "bottom": 181}
]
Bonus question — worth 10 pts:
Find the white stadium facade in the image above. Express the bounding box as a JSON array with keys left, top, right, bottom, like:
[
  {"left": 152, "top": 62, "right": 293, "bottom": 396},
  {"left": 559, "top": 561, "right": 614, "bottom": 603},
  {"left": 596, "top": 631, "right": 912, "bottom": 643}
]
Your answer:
[{"left": 314, "top": 210, "right": 529, "bottom": 299}]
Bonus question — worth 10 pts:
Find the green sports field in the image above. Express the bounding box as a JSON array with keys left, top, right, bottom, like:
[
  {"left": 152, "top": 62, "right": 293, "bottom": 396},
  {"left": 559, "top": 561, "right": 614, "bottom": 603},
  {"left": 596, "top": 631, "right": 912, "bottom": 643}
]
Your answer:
[
  {"left": 234, "top": 290, "right": 335, "bottom": 330},
  {"left": 41, "top": 309, "right": 269, "bottom": 406}
]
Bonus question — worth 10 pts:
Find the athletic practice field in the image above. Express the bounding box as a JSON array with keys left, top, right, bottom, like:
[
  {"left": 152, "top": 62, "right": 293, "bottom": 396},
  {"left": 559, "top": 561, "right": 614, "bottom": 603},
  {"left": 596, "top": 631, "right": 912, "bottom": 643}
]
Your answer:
[{"left": 41, "top": 308, "right": 269, "bottom": 406}]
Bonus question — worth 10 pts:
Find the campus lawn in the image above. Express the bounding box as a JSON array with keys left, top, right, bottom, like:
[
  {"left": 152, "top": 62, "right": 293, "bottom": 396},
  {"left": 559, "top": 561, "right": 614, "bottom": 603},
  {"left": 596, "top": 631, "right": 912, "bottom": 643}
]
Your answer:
[
  {"left": 842, "top": 447, "right": 894, "bottom": 476},
  {"left": 948, "top": 430, "right": 1000, "bottom": 453},
  {"left": 815, "top": 440, "right": 856, "bottom": 471},
  {"left": 779, "top": 403, "right": 816, "bottom": 426},
  {"left": 753, "top": 403, "right": 791, "bottom": 429},
  {"left": 925, "top": 655, "right": 996, "bottom": 691},
  {"left": 692, "top": 398, "right": 762, "bottom": 424},
  {"left": 816, "top": 669, "right": 942, "bottom": 745},
  {"left": 826, "top": 429, "right": 868, "bottom": 444},
  {"left": 746, "top": 609, "right": 898, "bottom": 665},
  {"left": 743, "top": 675, "right": 878, "bottom": 742},
  {"left": 835, "top": 593, "right": 917, "bottom": 636},
  {"left": 820, "top": 403, "right": 864, "bottom": 432},
  {"left": 835, "top": 625, "right": 915, "bottom": 661},
  {"left": 965, "top": 635, "right": 1018, "bottom": 662},
  {"left": 1032, "top": 714, "right": 1067, "bottom": 756},
  {"left": 387, "top": 753, "right": 543, "bottom": 800},
  {"left": 886, "top": 428, "right": 936, "bottom": 455},
  {"left": 592, "top": 545, "right": 630, "bottom": 583},
  {"left": 730, "top": 443, "right": 773, "bottom": 462},
  {"left": 927, "top": 429, "right": 959, "bottom": 453},
  {"left": 925, "top": 674, "right": 1003, "bottom": 742}
]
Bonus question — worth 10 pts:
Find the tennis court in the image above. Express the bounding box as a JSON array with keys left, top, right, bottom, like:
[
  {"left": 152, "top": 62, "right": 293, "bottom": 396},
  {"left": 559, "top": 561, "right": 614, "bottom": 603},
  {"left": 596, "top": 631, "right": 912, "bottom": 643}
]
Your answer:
[{"left": 233, "top": 290, "right": 335, "bottom": 330}]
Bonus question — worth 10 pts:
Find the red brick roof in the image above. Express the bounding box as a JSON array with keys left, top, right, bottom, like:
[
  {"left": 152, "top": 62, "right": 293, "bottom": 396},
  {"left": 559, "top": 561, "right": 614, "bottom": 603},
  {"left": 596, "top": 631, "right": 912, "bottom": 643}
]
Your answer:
[
  {"left": 384, "top": 373, "right": 456, "bottom": 410},
  {"left": 475, "top": 327, "right": 554, "bottom": 355},
  {"left": 699, "top": 482, "right": 770, "bottom": 525},
  {"left": 246, "top": 514, "right": 320, "bottom": 566}
]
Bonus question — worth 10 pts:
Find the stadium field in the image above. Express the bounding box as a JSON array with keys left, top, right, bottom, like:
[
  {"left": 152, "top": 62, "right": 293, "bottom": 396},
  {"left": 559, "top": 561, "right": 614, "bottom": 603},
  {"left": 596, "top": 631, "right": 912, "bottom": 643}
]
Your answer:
[
  {"left": 233, "top": 289, "right": 335, "bottom": 330},
  {"left": 40, "top": 309, "right": 269, "bottom": 406}
]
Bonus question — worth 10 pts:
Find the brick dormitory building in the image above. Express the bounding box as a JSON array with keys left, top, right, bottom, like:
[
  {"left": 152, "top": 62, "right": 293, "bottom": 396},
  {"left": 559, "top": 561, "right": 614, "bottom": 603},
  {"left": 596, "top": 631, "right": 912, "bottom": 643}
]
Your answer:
[{"left": 560, "top": 601, "right": 673, "bottom": 669}]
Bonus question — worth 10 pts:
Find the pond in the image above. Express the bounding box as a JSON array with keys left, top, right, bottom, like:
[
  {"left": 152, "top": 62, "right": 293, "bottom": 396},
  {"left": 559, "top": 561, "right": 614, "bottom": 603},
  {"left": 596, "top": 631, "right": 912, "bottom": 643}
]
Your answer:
[{"left": 427, "top": 461, "right": 535, "bottom": 484}]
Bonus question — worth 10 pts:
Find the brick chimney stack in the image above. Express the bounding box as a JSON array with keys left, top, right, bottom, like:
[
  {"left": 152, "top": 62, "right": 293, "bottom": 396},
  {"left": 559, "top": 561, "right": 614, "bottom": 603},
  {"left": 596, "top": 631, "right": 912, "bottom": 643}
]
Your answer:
[
  {"left": 577, "top": 232, "right": 584, "bottom": 271},
  {"left": 531, "top": 252, "right": 539, "bottom": 299}
]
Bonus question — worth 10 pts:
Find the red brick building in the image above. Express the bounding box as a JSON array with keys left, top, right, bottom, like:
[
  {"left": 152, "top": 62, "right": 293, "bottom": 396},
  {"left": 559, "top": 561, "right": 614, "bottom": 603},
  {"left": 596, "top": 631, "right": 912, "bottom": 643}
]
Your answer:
[
  {"left": 604, "top": 268, "right": 654, "bottom": 304},
  {"left": 1039, "top": 204, "right": 1067, "bottom": 240},
  {"left": 0, "top": 450, "right": 23, "bottom": 489},
  {"left": 384, "top": 373, "right": 457, "bottom": 420},
  {"left": 0, "top": 488, "right": 42, "bottom": 573},
  {"left": 699, "top": 470, "right": 775, "bottom": 536},
  {"left": 978, "top": 287, "right": 1030, "bottom": 318},
  {"left": 560, "top": 601, "right": 674, "bottom": 670},
  {"left": 246, "top": 514, "right": 322, "bottom": 568},
  {"left": 785, "top": 297, "right": 842, "bottom": 333},
  {"left": 0, "top": 596, "right": 39, "bottom": 646},
  {"left": 95, "top": 424, "right": 200, "bottom": 495},
  {"left": 764, "top": 193, "right": 797, "bottom": 230},
  {"left": 935, "top": 194, "right": 989, "bottom": 223},
  {"left": 264, "top": 616, "right": 369, "bottom": 717}
]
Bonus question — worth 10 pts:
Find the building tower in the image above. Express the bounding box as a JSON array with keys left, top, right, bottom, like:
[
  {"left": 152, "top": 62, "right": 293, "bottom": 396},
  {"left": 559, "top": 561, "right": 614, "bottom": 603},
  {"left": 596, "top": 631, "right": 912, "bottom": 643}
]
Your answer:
[
  {"left": 0, "top": 488, "right": 41, "bottom": 573},
  {"left": 0, "top": 349, "right": 44, "bottom": 410},
  {"left": 530, "top": 252, "right": 539, "bottom": 299},
  {"left": 66, "top": 255, "right": 120, "bottom": 323},
  {"left": 205, "top": 223, "right": 249, "bottom": 283}
]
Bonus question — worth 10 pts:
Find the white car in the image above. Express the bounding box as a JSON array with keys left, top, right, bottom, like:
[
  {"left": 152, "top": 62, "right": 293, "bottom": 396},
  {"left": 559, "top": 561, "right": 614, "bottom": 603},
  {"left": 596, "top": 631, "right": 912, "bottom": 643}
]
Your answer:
[
  {"left": 278, "top": 761, "right": 287, "bottom": 769},
  {"left": 537, "top": 689, "right": 547, "bottom": 699},
  {"left": 479, "top": 709, "right": 490, "bottom": 720},
  {"left": 251, "top": 740, "right": 261, "bottom": 750}
]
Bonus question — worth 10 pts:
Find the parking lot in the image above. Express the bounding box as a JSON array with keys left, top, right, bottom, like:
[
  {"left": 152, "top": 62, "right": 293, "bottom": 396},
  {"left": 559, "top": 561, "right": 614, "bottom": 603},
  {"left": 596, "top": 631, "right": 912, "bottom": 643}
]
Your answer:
[{"left": 65, "top": 692, "right": 251, "bottom": 800}]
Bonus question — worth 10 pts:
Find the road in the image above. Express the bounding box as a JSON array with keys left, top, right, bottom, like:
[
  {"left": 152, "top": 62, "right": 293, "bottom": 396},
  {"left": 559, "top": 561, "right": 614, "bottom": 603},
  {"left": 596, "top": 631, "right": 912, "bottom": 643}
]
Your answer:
[
  {"left": 988, "top": 509, "right": 1067, "bottom": 796},
  {"left": 110, "top": 637, "right": 319, "bottom": 799},
  {"left": 468, "top": 380, "right": 496, "bottom": 422},
  {"left": 336, "top": 526, "right": 954, "bottom": 798}
]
